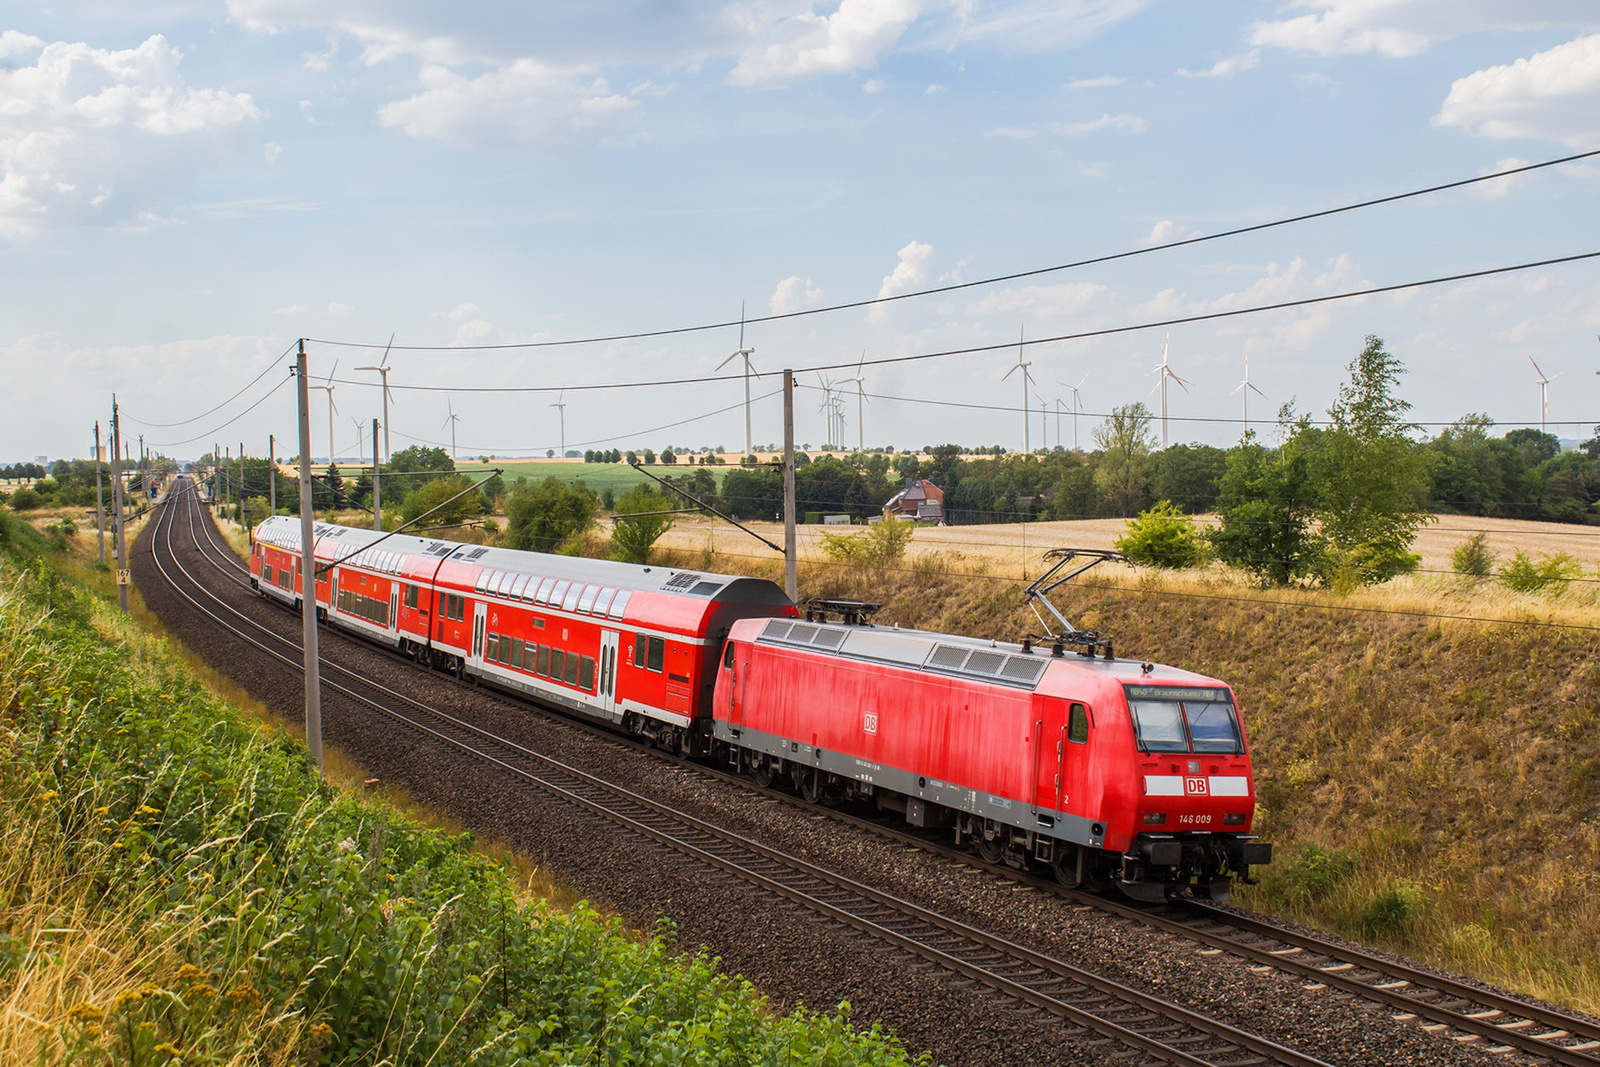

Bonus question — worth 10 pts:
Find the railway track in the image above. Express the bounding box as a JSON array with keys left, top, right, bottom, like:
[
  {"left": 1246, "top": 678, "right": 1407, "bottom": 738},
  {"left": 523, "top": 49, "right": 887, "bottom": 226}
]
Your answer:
[
  {"left": 151, "top": 477, "right": 1332, "bottom": 1067},
  {"left": 176, "top": 478, "right": 1600, "bottom": 1065}
]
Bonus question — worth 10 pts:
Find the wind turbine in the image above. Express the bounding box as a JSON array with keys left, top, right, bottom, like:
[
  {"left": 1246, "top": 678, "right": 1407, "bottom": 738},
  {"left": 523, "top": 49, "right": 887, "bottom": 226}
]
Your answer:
[
  {"left": 549, "top": 389, "right": 567, "bottom": 457},
  {"left": 839, "top": 351, "right": 868, "bottom": 452},
  {"left": 816, "top": 375, "right": 839, "bottom": 448},
  {"left": 309, "top": 359, "right": 339, "bottom": 463},
  {"left": 350, "top": 415, "right": 367, "bottom": 468},
  {"left": 1148, "top": 333, "right": 1189, "bottom": 449},
  {"left": 1232, "top": 357, "right": 1267, "bottom": 438},
  {"left": 715, "top": 304, "right": 759, "bottom": 459},
  {"left": 356, "top": 334, "right": 395, "bottom": 463},
  {"left": 1530, "top": 356, "right": 1559, "bottom": 434},
  {"left": 442, "top": 399, "right": 461, "bottom": 462},
  {"left": 1061, "top": 373, "right": 1088, "bottom": 451},
  {"left": 1001, "top": 326, "right": 1038, "bottom": 453}
]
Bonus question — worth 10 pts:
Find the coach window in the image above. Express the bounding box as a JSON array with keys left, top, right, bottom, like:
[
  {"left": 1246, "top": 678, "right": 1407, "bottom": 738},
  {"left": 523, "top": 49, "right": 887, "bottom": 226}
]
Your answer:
[
  {"left": 647, "top": 636, "right": 665, "bottom": 673},
  {"left": 1068, "top": 703, "right": 1091, "bottom": 745},
  {"left": 564, "top": 651, "right": 581, "bottom": 686},
  {"left": 549, "top": 580, "right": 570, "bottom": 609},
  {"left": 579, "top": 656, "right": 595, "bottom": 690},
  {"left": 535, "top": 577, "right": 556, "bottom": 605},
  {"left": 550, "top": 648, "right": 565, "bottom": 682},
  {"left": 498, "top": 571, "right": 518, "bottom": 596},
  {"left": 510, "top": 574, "right": 530, "bottom": 599},
  {"left": 537, "top": 644, "right": 551, "bottom": 677},
  {"left": 499, "top": 638, "right": 514, "bottom": 666},
  {"left": 608, "top": 589, "right": 632, "bottom": 619},
  {"left": 511, "top": 638, "right": 524, "bottom": 668},
  {"left": 486, "top": 634, "right": 500, "bottom": 661},
  {"left": 577, "top": 584, "right": 599, "bottom": 614},
  {"left": 562, "top": 583, "right": 583, "bottom": 613},
  {"left": 592, "top": 587, "right": 616, "bottom": 616},
  {"left": 634, "top": 634, "right": 647, "bottom": 668}
]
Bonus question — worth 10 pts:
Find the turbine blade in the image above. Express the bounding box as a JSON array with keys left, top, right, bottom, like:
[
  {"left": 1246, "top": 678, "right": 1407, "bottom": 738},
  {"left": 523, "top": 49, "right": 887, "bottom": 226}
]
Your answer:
[
  {"left": 381, "top": 333, "right": 394, "bottom": 369},
  {"left": 1002, "top": 364, "right": 1019, "bottom": 380},
  {"left": 716, "top": 352, "right": 740, "bottom": 371},
  {"left": 1249, "top": 383, "right": 1267, "bottom": 397},
  {"left": 1529, "top": 355, "right": 1548, "bottom": 380}
]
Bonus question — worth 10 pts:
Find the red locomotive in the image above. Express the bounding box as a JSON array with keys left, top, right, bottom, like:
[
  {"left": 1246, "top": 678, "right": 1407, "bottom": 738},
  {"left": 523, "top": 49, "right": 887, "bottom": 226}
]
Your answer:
[{"left": 251, "top": 517, "right": 1270, "bottom": 900}]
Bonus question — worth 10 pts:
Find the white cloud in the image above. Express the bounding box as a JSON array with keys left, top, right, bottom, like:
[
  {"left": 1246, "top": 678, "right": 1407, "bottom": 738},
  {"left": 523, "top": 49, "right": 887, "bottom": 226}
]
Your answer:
[
  {"left": 456, "top": 319, "right": 494, "bottom": 340},
  {"left": 862, "top": 76, "right": 887, "bottom": 92},
  {"left": 299, "top": 99, "right": 318, "bottom": 124},
  {"left": 869, "top": 239, "right": 933, "bottom": 321},
  {"left": 1249, "top": 1, "right": 1600, "bottom": 59},
  {"left": 984, "top": 126, "right": 1034, "bottom": 139},
  {"left": 1080, "top": 159, "right": 1108, "bottom": 177},
  {"left": 933, "top": 0, "right": 1156, "bottom": 53},
  {"left": 327, "top": 302, "right": 353, "bottom": 316},
  {"left": 770, "top": 275, "right": 824, "bottom": 314},
  {"left": 727, "top": 0, "right": 922, "bottom": 88},
  {"left": 194, "top": 197, "right": 317, "bottom": 219},
  {"left": 1065, "top": 74, "right": 1125, "bottom": 89},
  {"left": 379, "top": 61, "right": 637, "bottom": 148},
  {"left": 0, "top": 35, "right": 264, "bottom": 239},
  {"left": 433, "top": 303, "right": 482, "bottom": 319},
  {"left": 925, "top": 82, "right": 948, "bottom": 93},
  {"left": 273, "top": 304, "right": 306, "bottom": 315},
  {"left": 1142, "top": 220, "right": 1191, "bottom": 245},
  {"left": 1434, "top": 33, "right": 1600, "bottom": 147},
  {"left": 1177, "top": 50, "right": 1260, "bottom": 78},
  {"left": 264, "top": 141, "right": 282, "bottom": 163},
  {"left": 0, "top": 30, "right": 43, "bottom": 58},
  {"left": 1049, "top": 112, "right": 1148, "bottom": 136}
]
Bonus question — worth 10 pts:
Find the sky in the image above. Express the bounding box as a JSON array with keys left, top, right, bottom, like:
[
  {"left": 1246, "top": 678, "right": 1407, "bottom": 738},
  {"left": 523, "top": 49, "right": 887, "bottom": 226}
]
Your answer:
[{"left": 3, "top": 0, "right": 1600, "bottom": 464}]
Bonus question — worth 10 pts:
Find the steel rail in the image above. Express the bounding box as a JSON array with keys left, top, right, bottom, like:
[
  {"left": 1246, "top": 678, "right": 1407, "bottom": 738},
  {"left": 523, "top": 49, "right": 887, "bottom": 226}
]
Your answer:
[
  {"left": 151, "top": 476, "right": 1331, "bottom": 1067},
  {"left": 185, "top": 484, "right": 1600, "bottom": 1063}
]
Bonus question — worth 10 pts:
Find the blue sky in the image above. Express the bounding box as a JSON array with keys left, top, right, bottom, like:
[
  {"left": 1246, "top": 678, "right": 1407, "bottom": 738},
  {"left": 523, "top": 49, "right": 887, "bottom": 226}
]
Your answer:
[{"left": 3, "top": 1, "right": 1600, "bottom": 463}]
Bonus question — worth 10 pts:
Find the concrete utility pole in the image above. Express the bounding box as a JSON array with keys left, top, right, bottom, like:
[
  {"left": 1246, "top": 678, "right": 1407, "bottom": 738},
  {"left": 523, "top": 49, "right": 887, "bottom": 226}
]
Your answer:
[
  {"left": 295, "top": 340, "right": 324, "bottom": 772},
  {"left": 269, "top": 434, "right": 276, "bottom": 515},
  {"left": 111, "top": 397, "right": 128, "bottom": 612},
  {"left": 93, "top": 422, "right": 105, "bottom": 564},
  {"left": 372, "top": 418, "right": 381, "bottom": 531},
  {"left": 782, "top": 369, "right": 797, "bottom": 602}
]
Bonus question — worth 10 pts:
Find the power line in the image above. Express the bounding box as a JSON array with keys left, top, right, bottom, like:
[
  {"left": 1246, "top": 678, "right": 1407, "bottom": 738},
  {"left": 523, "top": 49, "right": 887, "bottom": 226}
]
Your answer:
[
  {"left": 303, "top": 148, "right": 1600, "bottom": 354},
  {"left": 316, "top": 249, "right": 1600, "bottom": 395},
  {"left": 145, "top": 375, "right": 292, "bottom": 449},
  {"left": 122, "top": 343, "right": 296, "bottom": 428}
]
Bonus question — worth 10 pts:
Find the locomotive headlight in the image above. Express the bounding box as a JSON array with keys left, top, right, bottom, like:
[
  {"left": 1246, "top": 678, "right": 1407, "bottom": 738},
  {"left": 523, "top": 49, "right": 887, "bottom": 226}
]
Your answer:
[
  {"left": 1143, "top": 812, "right": 1167, "bottom": 825},
  {"left": 1224, "top": 813, "right": 1247, "bottom": 825}
]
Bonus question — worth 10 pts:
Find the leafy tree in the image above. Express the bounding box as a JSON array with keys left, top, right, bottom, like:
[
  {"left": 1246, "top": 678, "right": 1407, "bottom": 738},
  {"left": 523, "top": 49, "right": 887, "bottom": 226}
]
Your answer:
[
  {"left": 1149, "top": 443, "right": 1227, "bottom": 513},
  {"left": 1505, "top": 428, "right": 1560, "bottom": 468},
  {"left": 1092, "top": 403, "right": 1155, "bottom": 517},
  {"left": 1304, "top": 336, "right": 1429, "bottom": 587},
  {"left": 1208, "top": 433, "right": 1316, "bottom": 586},
  {"left": 241, "top": 495, "right": 273, "bottom": 530},
  {"left": 1499, "top": 550, "right": 1582, "bottom": 593},
  {"left": 610, "top": 486, "right": 674, "bottom": 564},
  {"left": 323, "top": 464, "right": 349, "bottom": 510},
  {"left": 1116, "top": 500, "right": 1205, "bottom": 568},
  {"left": 506, "top": 476, "right": 598, "bottom": 552},
  {"left": 660, "top": 447, "right": 677, "bottom": 465},
  {"left": 720, "top": 467, "right": 783, "bottom": 520},
  {"left": 8, "top": 487, "right": 41, "bottom": 511},
  {"left": 1450, "top": 533, "right": 1494, "bottom": 577},
  {"left": 400, "top": 474, "right": 484, "bottom": 527},
  {"left": 819, "top": 516, "right": 914, "bottom": 568},
  {"left": 382, "top": 445, "right": 455, "bottom": 501}
]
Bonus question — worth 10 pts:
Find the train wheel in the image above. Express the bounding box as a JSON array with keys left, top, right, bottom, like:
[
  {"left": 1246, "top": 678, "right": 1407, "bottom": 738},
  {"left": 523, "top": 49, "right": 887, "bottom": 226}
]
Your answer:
[
  {"left": 800, "top": 769, "right": 825, "bottom": 805},
  {"left": 1052, "top": 845, "right": 1088, "bottom": 889},
  {"left": 751, "top": 762, "right": 775, "bottom": 789},
  {"left": 975, "top": 834, "right": 1006, "bottom": 865}
]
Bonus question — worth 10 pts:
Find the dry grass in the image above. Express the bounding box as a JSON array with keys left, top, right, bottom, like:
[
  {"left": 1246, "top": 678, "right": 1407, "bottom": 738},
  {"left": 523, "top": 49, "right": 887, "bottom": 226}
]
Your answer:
[{"left": 643, "top": 531, "right": 1600, "bottom": 1018}]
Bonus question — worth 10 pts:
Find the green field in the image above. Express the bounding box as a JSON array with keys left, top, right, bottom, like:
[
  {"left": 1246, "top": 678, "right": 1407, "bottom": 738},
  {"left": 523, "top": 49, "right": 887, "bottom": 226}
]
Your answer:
[{"left": 453, "top": 459, "right": 735, "bottom": 491}]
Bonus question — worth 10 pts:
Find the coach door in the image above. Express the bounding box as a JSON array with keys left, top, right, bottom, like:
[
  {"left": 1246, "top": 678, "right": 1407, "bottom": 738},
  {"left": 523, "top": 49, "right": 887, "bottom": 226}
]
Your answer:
[
  {"left": 390, "top": 587, "right": 400, "bottom": 633},
  {"left": 472, "top": 601, "right": 487, "bottom": 666},
  {"left": 598, "top": 630, "right": 621, "bottom": 716}
]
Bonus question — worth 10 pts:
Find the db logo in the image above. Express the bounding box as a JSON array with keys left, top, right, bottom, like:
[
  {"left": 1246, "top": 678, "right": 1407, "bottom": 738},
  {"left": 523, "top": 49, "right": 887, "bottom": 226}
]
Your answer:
[
  {"left": 863, "top": 713, "right": 879, "bottom": 735},
  {"left": 1184, "top": 777, "right": 1208, "bottom": 796}
]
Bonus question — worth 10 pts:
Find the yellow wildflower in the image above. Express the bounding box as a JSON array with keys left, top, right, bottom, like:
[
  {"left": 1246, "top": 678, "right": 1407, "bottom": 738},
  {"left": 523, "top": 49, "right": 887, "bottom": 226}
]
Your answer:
[
  {"left": 174, "top": 964, "right": 204, "bottom": 982},
  {"left": 92, "top": 806, "right": 109, "bottom": 816},
  {"left": 38, "top": 790, "right": 59, "bottom": 802},
  {"left": 137, "top": 805, "right": 160, "bottom": 816},
  {"left": 111, "top": 988, "right": 144, "bottom": 1013},
  {"left": 65, "top": 1002, "right": 103, "bottom": 1024}
]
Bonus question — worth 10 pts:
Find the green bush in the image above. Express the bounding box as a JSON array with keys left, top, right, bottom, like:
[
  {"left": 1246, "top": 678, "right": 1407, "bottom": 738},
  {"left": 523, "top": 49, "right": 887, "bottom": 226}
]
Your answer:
[
  {"left": 820, "top": 516, "right": 914, "bottom": 568},
  {"left": 1273, "top": 843, "right": 1356, "bottom": 906},
  {"left": 610, "top": 486, "right": 674, "bottom": 564},
  {"left": 506, "top": 476, "right": 598, "bottom": 553},
  {"left": 7, "top": 486, "right": 41, "bottom": 511},
  {"left": 1498, "top": 549, "right": 1582, "bottom": 593},
  {"left": 1115, "top": 500, "right": 1204, "bottom": 569},
  {"left": 1450, "top": 532, "right": 1493, "bottom": 577},
  {"left": 1358, "top": 880, "right": 1425, "bottom": 938}
]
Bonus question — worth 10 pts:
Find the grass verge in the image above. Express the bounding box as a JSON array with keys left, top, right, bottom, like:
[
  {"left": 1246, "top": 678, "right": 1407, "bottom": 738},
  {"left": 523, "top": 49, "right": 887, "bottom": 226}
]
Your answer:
[{"left": 0, "top": 511, "right": 922, "bottom": 1066}]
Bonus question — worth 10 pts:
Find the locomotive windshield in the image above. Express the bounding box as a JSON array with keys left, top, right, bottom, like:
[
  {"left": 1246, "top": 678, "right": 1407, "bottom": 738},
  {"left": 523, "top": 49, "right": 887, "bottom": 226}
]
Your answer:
[{"left": 1124, "top": 685, "right": 1242, "bottom": 755}]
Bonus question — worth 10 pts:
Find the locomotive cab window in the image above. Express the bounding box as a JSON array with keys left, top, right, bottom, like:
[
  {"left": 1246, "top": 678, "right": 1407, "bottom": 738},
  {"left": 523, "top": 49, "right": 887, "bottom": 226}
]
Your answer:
[
  {"left": 1124, "top": 686, "right": 1242, "bottom": 755},
  {"left": 647, "top": 636, "right": 665, "bottom": 673},
  {"left": 723, "top": 643, "right": 736, "bottom": 669},
  {"left": 1068, "top": 702, "right": 1090, "bottom": 744}
]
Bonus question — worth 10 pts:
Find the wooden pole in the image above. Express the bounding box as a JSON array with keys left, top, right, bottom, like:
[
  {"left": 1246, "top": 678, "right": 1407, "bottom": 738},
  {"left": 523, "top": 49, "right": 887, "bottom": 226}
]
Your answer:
[
  {"left": 372, "top": 418, "right": 381, "bottom": 531},
  {"left": 93, "top": 422, "right": 105, "bottom": 564},
  {"left": 269, "top": 433, "right": 276, "bottom": 515},
  {"left": 110, "top": 398, "right": 128, "bottom": 612}
]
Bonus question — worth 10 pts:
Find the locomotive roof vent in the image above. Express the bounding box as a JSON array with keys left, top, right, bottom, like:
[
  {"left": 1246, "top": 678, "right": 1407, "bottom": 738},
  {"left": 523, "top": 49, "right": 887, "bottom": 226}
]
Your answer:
[{"left": 663, "top": 571, "right": 702, "bottom": 591}]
